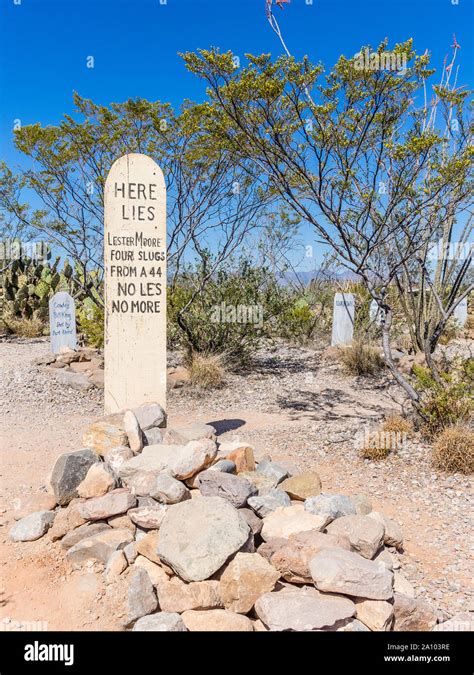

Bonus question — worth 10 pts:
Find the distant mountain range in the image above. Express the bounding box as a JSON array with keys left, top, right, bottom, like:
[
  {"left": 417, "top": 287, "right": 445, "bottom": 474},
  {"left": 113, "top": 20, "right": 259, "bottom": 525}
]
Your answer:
[{"left": 278, "top": 268, "right": 360, "bottom": 285}]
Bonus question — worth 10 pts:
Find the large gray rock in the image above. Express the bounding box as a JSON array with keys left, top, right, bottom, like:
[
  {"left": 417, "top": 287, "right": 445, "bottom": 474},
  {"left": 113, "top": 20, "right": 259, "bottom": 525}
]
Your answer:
[
  {"left": 149, "top": 474, "right": 190, "bottom": 504},
  {"left": 207, "top": 460, "right": 236, "bottom": 474},
  {"left": 52, "top": 369, "right": 93, "bottom": 391},
  {"left": 132, "top": 613, "right": 187, "bottom": 632},
  {"left": 163, "top": 423, "right": 215, "bottom": 445},
  {"left": 50, "top": 449, "right": 97, "bottom": 505},
  {"left": 255, "top": 587, "right": 355, "bottom": 631},
  {"left": 126, "top": 568, "right": 158, "bottom": 624},
  {"left": 198, "top": 471, "right": 257, "bottom": 508},
  {"left": 310, "top": 548, "right": 394, "bottom": 600},
  {"left": 326, "top": 515, "right": 385, "bottom": 559},
  {"left": 119, "top": 440, "right": 217, "bottom": 482},
  {"left": 157, "top": 497, "right": 250, "bottom": 582},
  {"left": 247, "top": 489, "right": 291, "bottom": 517},
  {"left": 132, "top": 403, "right": 166, "bottom": 431},
  {"left": 66, "top": 528, "right": 133, "bottom": 566},
  {"left": 78, "top": 488, "right": 136, "bottom": 521},
  {"left": 9, "top": 510, "right": 55, "bottom": 542},
  {"left": 256, "top": 460, "right": 289, "bottom": 484},
  {"left": 304, "top": 494, "right": 356, "bottom": 521},
  {"left": 368, "top": 511, "right": 404, "bottom": 550},
  {"left": 143, "top": 428, "right": 163, "bottom": 446},
  {"left": 61, "top": 522, "right": 111, "bottom": 550}
]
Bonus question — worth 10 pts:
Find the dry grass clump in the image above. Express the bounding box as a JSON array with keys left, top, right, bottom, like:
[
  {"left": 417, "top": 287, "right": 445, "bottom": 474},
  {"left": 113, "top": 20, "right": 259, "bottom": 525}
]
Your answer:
[
  {"left": 381, "top": 415, "right": 413, "bottom": 435},
  {"left": 3, "top": 317, "right": 45, "bottom": 337},
  {"left": 360, "top": 442, "right": 390, "bottom": 461},
  {"left": 432, "top": 426, "right": 474, "bottom": 474},
  {"left": 189, "top": 352, "right": 226, "bottom": 390},
  {"left": 340, "top": 340, "right": 384, "bottom": 376}
]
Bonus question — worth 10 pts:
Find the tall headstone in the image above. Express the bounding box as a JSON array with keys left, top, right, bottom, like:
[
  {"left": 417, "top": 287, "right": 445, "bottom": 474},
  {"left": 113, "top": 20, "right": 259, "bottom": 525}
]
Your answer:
[
  {"left": 49, "top": 291, "right": 77, "bottom": 353},
  {"left": 331, "top": 293, "right": 355, "bottom": 346},
  {"left": 104, "top": 154, "right": 167, "bottom": 414},
  {"left": 453, "top": 297, "right": 468, "bottom": 327}
]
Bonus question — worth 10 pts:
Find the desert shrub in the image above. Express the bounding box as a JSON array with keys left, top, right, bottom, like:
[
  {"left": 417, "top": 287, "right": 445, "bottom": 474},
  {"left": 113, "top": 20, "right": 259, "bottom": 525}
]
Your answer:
[
  {"left": 339, "top": 340, "right": 385, "bottom": 376},
  {"left": 432, "top": 425, "right": 474, "bottom": 474},
  {"left": 188, "top": 352, "right": 226, "bottom": 389},
  {"left": 381, "top": 415, "right": 413, "bottom": 435},
  {"left": 168, "top": 257, "right": 290, "bottom": 362},
  {"left": 77, "top": 302, "right": 104, "bottom": 348},
  {"left": 360, "top": 433, "right": 390, "bottom": 460},
  {"left": 2, "top": 316, "right": 45, "bottom": 337},
  {"left": 413, "top": 359, "right": 473, "bottom": 437}
]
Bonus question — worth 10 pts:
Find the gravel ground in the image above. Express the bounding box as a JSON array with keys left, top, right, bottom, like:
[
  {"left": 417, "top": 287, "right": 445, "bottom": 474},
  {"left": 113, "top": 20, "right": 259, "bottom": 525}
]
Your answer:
[{"left": 0, "top": 336, "right": 472, "bottom": 626}]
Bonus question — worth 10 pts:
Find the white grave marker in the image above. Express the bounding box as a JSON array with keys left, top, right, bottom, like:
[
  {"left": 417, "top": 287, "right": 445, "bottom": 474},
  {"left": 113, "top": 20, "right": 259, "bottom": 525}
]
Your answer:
[
  {"left": 453, "top": 297, "right": 468, "bottom": 327},
  {"left": 369, "top": 299, "right": 384, "bottom": 326},
  {"left": 49, "top": 291, "right": 77, "bottom": 353},
  {"left": 104, "top": 153, "right": 167, "bottom": 414},
  {"left": 331, "top": 293, "right": 355, "bottom": 346}
]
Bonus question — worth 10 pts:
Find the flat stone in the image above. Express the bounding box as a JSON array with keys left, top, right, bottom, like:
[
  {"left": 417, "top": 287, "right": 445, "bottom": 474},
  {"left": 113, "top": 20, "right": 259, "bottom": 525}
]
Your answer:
[
  {"left": 261, "top": 504, "right": 330, "bottom": 542},
  {"left": 77, "top": 462, "right": 116, "bottom": 498},
  {"left": 181, "top": 609, "right": 253, "bottom": 632},
  {"left": 280, "top": 472, "right": 322, "bottom": 500},
  {"left": 163, "top": 423, "right": 216, "bottom": 445},
  {"left": 128, "top": 505, "right": 167, "bottom": 529},
  {"left": 393, "top": 593, "right": 437, "bottom": 631},
  {"left": 33, "top": 352, "right": 56, "bottom": 366},
  {"left": 10, "top": 510, "right": 55, "bottom": 542},
  {"left": 132, "top": 613, "right": 187, "bottom": 632},
  {"left": 123, "top": 410, "right": 144, "bottom": 454},
  {"left": 219, "top": 552, "right": 280, "bottom": 613},
  {"left": 149, "top": 474, "right": 189, "bottom": 504},
  {"left": 52, "top": 369, "right": 93, "bottom": 391},
  {"left": 78, "top": 488, "right": 136, "bottom": 520},
  {"left": 13, "top": 493, "right": 57, "bottom": 520},
  {"left": 61, "top": 522, "right": 111, "bottom": 550},
  {"left": 82, "top": 418, "right": 128, "bottom": 456},
  {"left": 136, "top": 531, "right": 161, "bottom": 564},
  {"left": 310, "top": 548, "right": 394, "bottom": 600},
  {"left": 247, "top": 489, "right": 291, "bottom": 517},
  {"left": 351, "top": 494, "right": 373, "bottom": 515},
  {"left": 337, "top": 619, "right": 371, "bottom": 632},
  {"left": 50, "top": 449, "right": 97, "bottom": 505},
  {"left": 218, "top": 443, "right": 255, "bottom": 473},
  {"left": 119, "top": 440, "right": 217, "bottom": 483},
  {"left": 304, "top": 494, "right": 356, "bottom": 521},
  {"left": 269, "top": 530, "right": 352, "bottom": 583},
  {"left": 394, "top": 572, "right": 415, "bottom": 598},
  {"left": 134, "top": 555, "right": 169, "bottom": 585},
  {"left": 238, "top": 508, "right": 263, "bottom": 535},
  {"left": 208, "top": 460, "right": 236, "bottom": 474},
  {"left": 256, "top": 459, "right": 289, "bottom": 484},
  {"left": 156, "top": 577, "right": 222, "bottom": 612},
  {"left": 66, "top": 528, "right": 133, "bottom": 566},
  {"left": 48, "top": 500, "right": 87, "bottom": 540},
  {"left": 157, "top": 497, "right": 250, "bottom": 582},
  {"left": 132, "top": 402, "right": 166, "bottom": 430},
  {"left": 373, "top": 548, "right": 395, "bottom": 571},
  {"left": 126, "top": 568, "right": 158, "bottom": 624},
  {"left": 255, "top": 587, "right": 355, "bottom": 631},
  {"left": 356, "top": 599, "right": 394, "bottom": 631},
  {"left": 198, "top": 471, "right": 257, "bottom": 508},
  {"left": 108, "top": 514, "right": 136, "bottom": 532},
  {"left": 368, "top": 511, "right": 403, "bottom": 550},
  {"left": 326, "top": 515, "right": 385, "bottom": 559},
  {"left": 240, "top": 471, "right": 280, "bottom": 494}
]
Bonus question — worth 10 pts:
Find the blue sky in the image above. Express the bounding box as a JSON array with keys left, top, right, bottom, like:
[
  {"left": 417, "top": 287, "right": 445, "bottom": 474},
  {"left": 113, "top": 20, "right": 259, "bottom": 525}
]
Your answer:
[{"left": 0, "top": 0, "right": 472, "bottom": 266}]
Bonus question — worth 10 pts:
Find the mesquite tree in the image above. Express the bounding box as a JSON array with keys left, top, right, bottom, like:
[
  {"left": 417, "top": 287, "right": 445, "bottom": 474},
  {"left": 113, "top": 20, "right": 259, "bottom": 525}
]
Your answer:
[{"left": 183, "top": 40, "right": 473, "bottom": 402}]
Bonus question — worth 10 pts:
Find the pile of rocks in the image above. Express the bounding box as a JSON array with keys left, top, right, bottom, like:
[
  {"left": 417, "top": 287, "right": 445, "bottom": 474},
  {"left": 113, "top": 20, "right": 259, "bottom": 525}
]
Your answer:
[
  {"left": 34, "top": 346, "right": 104, "bottom": 390},
  {"left": 10, "top": 403, "right": 456, "bottom": 632}
]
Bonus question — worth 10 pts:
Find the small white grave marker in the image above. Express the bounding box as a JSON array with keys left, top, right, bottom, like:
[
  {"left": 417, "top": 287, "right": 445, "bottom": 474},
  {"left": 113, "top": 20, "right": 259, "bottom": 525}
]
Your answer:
[
  {"left": 370, "top": 299, "right": 384, "bottom": 326},
  {"left": 49, "top": 291, "right": 77, "bottom": 353},
  {"left": 453, "top": 297, "right": 468, "bottom": 327},
  {"left": 331, "top": 293, "right": 355, "bottom": 346}
]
